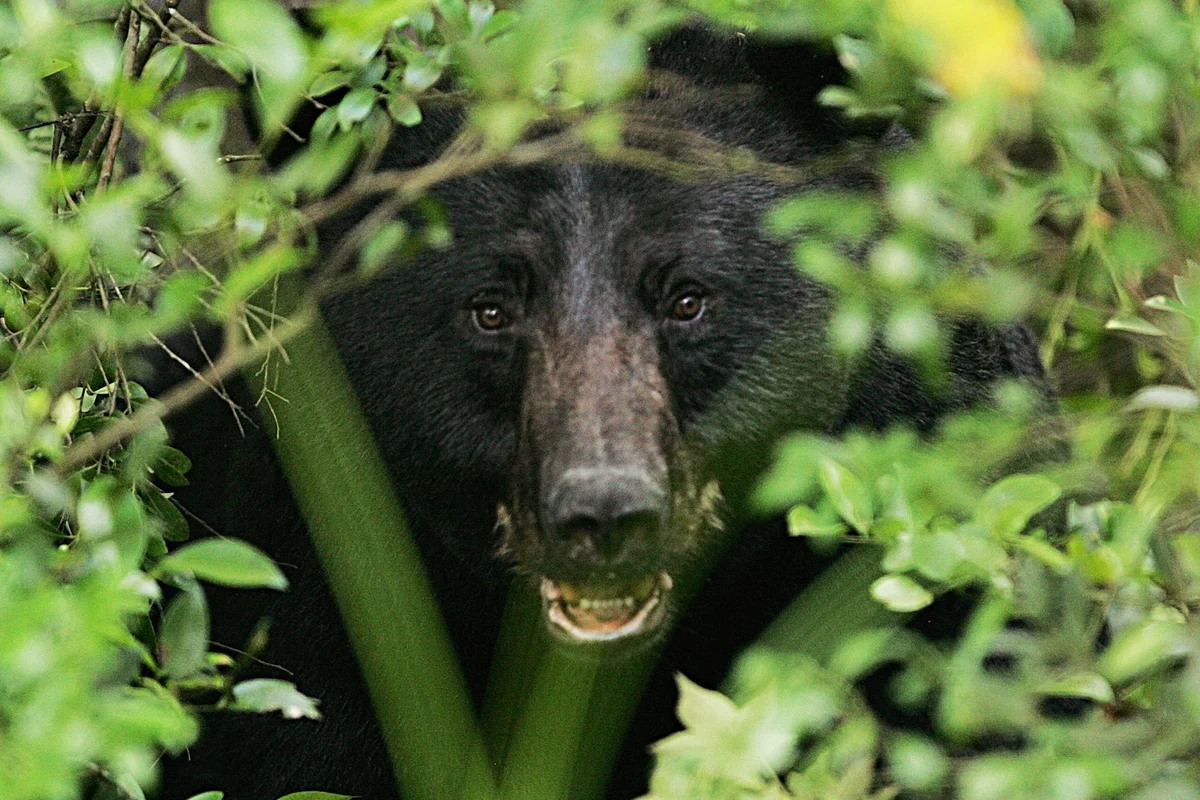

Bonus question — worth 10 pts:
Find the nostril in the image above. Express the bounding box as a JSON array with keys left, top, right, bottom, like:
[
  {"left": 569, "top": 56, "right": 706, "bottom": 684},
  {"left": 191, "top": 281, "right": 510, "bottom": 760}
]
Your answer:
[
  {"left": 544, "top": 467, "right": 667, "bottom": 562},
  {"left": 556, "top": 509, "right": 661, "bottom": 560}
]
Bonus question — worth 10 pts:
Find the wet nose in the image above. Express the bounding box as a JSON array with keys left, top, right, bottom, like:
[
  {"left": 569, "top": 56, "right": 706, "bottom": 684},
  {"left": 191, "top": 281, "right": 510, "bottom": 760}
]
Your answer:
[{"left": 545, "top": 467, "right": 667, "bottom": 563}]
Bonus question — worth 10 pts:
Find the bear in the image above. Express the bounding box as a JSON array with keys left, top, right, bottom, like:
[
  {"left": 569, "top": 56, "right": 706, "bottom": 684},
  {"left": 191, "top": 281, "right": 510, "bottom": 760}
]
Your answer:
[{"left": 156, "top": 24, "right": 1054, "bottom": 800}]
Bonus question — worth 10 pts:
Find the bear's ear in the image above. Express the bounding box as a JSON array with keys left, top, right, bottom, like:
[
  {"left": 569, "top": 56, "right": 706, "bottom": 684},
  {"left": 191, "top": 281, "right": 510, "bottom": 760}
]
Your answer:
[
  {"left": 743, "top": 37, "right": 849, "bottom": 138},
  {"left": 647, "top": 23, "right": 887, "bottom": 143}
]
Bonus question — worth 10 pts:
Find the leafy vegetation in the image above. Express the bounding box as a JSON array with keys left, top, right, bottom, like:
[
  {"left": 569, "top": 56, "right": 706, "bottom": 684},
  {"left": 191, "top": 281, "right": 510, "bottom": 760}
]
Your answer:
[{"left": 0, "top": 0, "right": 1198, "bottom": 799}]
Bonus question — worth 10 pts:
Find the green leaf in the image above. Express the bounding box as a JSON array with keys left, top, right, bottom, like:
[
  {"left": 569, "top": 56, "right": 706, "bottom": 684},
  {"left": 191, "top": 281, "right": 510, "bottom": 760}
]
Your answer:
[
  {"left": 1099, "top": 619, "right": 1190, "bottom": 685},
  {"left": 160, "top": 585, "right": 210, "bottom": 679},
  {"left": 276, "top": 795, "right": 352, "bottom": 800},
  {"left": 210, "top": 0, "right": 307, "bottom": 84},
  {"left": 216, "top": 245, "right": 303, "bottom": 317},
  {"left": 309, "top": 70, "right": 351, "bottom": 97},
  {"left": 360, "top": 221, "right": 409, "bottom": 276},
  {"left": 870, "top": 575, "right": 933, "bottom": 612},
  {"left": 387, "top": 92, "right": 423, "bottom": 127},
  {"left": 154, "top": 446, "right": 193, "bottom": 487},
  {"left": 1012, "top": 536, "right": 1072, "bottom": 573},
  {"left": 1039, "top": 672, "right": 1114, "bottom": 704},
  {"left": 185, "top": 793, "right": 224, "bottom": 800},
  {"left": 786, "top": 504, "right": 848, "bottom": 538},
  {"left": 144, "top": 490, "right": 190, "bottom": 543},
  {"left": 336, "top": 87, "right": 377, "bottom": 128},
  {"left": 1126, "top": 385, "right": 1200, "bottom": 412},
  {"left": 159, "top": 538, "right": 288, "bottom": 590},
  {"left": 817, "top": 457, "right": 873, "bottom": 533},
  {"left": 674, "top": 674, "right": 738, "bottom": 730},
  {"left": 191, "top": 44, "right": 250, "bottom": 77},
  {"left": 1105, "top": 314, "right": 1168, "bottom": 336},
  {"left": 232, "top": 679, "right": 321, "bottom": 720},
  {"left": 977, "top": 474, "right": 1061, "bottom": 539}
]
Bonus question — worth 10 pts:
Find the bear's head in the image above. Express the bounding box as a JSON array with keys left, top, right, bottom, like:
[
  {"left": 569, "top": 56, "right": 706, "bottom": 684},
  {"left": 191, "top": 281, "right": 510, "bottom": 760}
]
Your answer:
[{"left": 323, "top": 32, "right": 856, "bottom": 648}]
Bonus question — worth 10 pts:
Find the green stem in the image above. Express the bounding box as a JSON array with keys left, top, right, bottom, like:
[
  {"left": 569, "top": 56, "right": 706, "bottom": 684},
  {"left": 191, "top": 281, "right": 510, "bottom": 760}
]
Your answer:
[{"left": 250, "top": 313, "right": 496, "bottom": 800}]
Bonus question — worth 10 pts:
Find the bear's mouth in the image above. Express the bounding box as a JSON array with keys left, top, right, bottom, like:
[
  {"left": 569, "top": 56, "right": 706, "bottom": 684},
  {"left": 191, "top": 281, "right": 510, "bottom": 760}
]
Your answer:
[{"left": 540, "top": 571, "right": 672, "bottom": 642}]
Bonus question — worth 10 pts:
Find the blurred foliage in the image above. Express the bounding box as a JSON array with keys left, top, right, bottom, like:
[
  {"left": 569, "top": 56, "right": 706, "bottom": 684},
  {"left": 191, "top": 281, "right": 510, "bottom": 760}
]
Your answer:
[
  {"left": 2, "top": 0, "right": 1200, "bottom": 799},
  {"left": 647, "top": 0, "right": 1200, "bottom": 799}
]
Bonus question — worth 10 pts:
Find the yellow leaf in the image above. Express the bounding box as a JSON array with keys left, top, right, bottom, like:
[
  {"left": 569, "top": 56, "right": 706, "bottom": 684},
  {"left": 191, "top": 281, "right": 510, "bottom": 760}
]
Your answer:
[{"left": 887, "top": 0, "right": 1042, "bottom": 97}]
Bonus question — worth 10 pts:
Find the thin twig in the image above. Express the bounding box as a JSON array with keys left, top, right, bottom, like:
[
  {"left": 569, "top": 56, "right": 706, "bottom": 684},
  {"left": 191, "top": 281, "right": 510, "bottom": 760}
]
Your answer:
[
  {"left": 98, "top": 13, "right": 140, "bottom": 191},
  {"left": 54, "top": 304, "right": 316, "bottom": 475}
]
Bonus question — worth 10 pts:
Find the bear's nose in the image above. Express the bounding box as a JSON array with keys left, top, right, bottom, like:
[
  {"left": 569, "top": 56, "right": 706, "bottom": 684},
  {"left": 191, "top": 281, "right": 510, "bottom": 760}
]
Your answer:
[{"left": 544, "top": 467, "right": 667, "bottom": 564}]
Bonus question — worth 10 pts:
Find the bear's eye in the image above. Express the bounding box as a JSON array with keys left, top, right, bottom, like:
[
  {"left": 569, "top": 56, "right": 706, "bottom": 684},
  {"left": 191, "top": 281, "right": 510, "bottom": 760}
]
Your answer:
[
  {"left": 670, "top": 292, "right": 705, "bottom": 323},
  {"left": 472, "top": 300, "right": 511, "bottom": 332}
]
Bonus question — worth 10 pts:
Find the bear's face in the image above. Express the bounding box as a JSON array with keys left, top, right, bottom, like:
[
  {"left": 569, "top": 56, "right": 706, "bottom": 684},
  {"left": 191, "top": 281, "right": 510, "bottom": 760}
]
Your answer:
[
  {"left": 327, "top": 122, "right": 849, "bottom": 649},
  {"left": 382, "top": 160, "right": 845, "bottom": 645}
]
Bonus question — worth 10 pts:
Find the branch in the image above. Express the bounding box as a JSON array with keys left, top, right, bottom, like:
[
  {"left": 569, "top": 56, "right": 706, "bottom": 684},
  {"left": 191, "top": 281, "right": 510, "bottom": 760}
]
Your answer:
[{"left": 54, "top": 304, "right": 316, "bottom": 476}]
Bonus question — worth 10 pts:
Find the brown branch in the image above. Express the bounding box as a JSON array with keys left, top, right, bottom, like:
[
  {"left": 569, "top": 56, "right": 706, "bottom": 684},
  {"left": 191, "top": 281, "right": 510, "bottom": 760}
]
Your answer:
[{"left": 98, "top": 13, "right": 140, "bottom": 191}]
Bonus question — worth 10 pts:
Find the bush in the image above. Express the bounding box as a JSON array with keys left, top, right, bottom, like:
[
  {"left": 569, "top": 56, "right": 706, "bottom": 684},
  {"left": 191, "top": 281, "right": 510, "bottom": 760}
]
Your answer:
[{"left": 0, "top": 1, "right": 1198, "bottom": 799}]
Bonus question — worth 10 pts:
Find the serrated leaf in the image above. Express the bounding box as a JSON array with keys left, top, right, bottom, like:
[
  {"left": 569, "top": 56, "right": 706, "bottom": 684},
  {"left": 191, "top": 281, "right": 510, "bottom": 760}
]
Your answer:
[
  {"left": 232, "top": 679, "right": 321, "bottom": 720},
  {"left": 817, "top": 457, "right": 874, "bottom": 533},
  {"left": 870, "top": 575, "right": 933, "bottom": 612},
  {"left": 159, "top": 538, "right": 288, "bottom": 590},
  {"left": 160, "top": 585, "right": 210, "bottom": 679}
]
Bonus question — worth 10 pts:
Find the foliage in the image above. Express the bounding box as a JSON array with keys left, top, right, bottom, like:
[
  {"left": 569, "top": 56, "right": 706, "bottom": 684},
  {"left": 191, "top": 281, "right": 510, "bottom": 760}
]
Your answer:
[
  {"left": 2, "top": 0, "right": 1200, "bottom": 799},
  {"left": 646, "top": 0, "right": 1200, "bottom": 798}
]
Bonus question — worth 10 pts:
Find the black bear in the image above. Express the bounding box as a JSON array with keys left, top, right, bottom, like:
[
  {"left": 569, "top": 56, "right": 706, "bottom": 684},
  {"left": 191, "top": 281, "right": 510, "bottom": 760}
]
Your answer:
[{"left": 158, "top": 24, "right": 1052, "bottom": 800}]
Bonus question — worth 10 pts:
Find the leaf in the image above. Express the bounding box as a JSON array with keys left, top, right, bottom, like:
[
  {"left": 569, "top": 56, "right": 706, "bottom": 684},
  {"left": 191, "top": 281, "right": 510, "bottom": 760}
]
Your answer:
[
  {"left": 191, "top": 45, "right": 250, "bottom": 77},
  {"left": 144, "top": 490, "right": 190, "bottom": 542},
  {"left": 185, "top": 794, "right": 224, "bottom": 800},
  {"left": 786, "top": 504, "right": 848, "bottom": 537},
  {"left": 1039, "top": 672, "right": 1114, "bottom": 704},
  {"left": 160, "top": 585, "right": 210, "bottom": 679},
  {"left": 674, "top": 674, "right": 739, "bottom": 730},
  {"left": 216, "top": 245, "right": 303, "bottom": 317},
  {"left": 336, "top": 87, "right": 377, "bottom": 127},
  {"left": 1012, "top": 535, "right": 1072, "bottom": 573},
  {"left": 232, "top": 679, "right": 321, "bottom": 720},
  {"left": 1126, "top": 385, "right": 1200, "bottom": 412},
  {"left": 309, "top": 70, "right": 350, "bottom": 97},
  {"left": 1176, "top": 266, "right": 1200, "bottom": 309},
  {"left": 870, "top": 575, "right": 933, "bottom": 612},
  {"left": 387, "top": 92, "right": 423, "bottom": 127},
  {"left": 1105, "top": 314, "right": 1167, "bottom": 336},
  {"left": 977, "top": 474, "right": 1061, "bottom": 539},
  {"left": 276, "top": 794, "right": 352, "bottom": 800},
  {"left": 210, "top": 0, "right": 307, "bottom": 84},
  {"left": 154, "top": 446, "right": 192, "bottom": 487},
  {"left": 159, "top": 538, "right": 288, "bottom": 590},
  {"left": 360, "top": 221, "right": 409, "bottom": 276},
  {"left": 817, "top": 457, "right": 874, "bottom": 533},
  {"left": 1099, "top": 619, "right": 1190, "bottom": 685}
]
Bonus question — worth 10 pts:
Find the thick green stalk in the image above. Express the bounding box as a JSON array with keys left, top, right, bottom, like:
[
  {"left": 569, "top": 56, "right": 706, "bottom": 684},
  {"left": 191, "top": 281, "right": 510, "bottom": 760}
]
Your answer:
[
  {"left": 250, "top": 314, "right": 496, "bottom": 800},
  {"left": 749, "top": 543, "right": 896, "bottom": 663}
]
